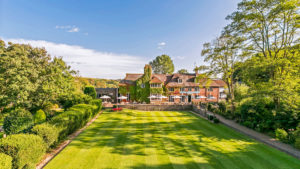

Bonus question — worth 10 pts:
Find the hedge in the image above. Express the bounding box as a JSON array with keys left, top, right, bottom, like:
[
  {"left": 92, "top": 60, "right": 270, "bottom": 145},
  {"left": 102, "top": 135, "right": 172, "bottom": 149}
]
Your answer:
[
  {"left": 33, "top": 109, "right": 46, "bottom": 124},
  {"left": 31, "top": 123, "right": 59, "bottom": 149},
  {"left": 49, "top": 101, "right": 101, "bottom": 141},
  {"left": 0, "top": 134, "right": 46, "bottom": 169},
  {"left": 0, "top": 153, "right": 12, "bottom": 169},
  {"left": 3, "top": 109, "right": 33, "bottom": 135}
]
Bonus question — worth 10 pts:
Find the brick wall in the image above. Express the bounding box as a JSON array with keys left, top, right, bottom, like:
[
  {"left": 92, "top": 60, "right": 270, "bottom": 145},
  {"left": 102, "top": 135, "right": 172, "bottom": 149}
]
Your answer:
[{"left": 119, "top": 104, "right": 193, "bottom": 111}]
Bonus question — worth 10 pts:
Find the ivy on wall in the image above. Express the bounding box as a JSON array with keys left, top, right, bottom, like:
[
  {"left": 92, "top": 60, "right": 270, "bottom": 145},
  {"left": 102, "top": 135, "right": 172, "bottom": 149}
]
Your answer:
[
  {"left": 135, "top": 65, "right": 152, "bottom": 103},
  {"left": 119, "top": 86, "right": 128, "bottom": 96},
  {"left": 150, "top": 88, "right": 163, "bottom": 94}
]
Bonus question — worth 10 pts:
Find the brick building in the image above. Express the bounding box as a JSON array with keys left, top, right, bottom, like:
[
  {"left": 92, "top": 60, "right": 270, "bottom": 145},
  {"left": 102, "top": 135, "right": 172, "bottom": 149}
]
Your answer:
[{"left": 119, "top": 66, "right": 227, "bottom": 104}]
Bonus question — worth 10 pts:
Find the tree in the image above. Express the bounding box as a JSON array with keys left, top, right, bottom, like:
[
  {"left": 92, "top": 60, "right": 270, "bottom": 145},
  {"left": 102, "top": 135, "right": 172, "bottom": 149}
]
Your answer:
[
  {"left": 177, "top": 69, "right": 188, "bottom": 74},
  {"left": 226, "top": 0, "right": 300, "bottom": 109},
  {"left": 83, "top": 86, "right": 97, "bottom": 99},
  {"left": 201, "top": 32, "right": 243, "bottom": 112},
  {"left": 0, "top": 40, "right": 76, "bottom": 112},
  {"left": 149, "top": 54, "right": 174, "bottom": 74}
]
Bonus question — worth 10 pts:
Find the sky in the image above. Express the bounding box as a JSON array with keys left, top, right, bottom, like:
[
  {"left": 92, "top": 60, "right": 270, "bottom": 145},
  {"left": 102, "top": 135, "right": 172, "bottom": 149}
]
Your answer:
[{"left": 0, "top": 0, "right": 240, "bottom": 79}]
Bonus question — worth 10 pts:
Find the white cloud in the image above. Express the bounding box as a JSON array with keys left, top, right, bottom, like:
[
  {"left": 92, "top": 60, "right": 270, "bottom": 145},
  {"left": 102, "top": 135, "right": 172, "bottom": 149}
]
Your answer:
[
  {"left": 55, "top": 25, "right": 80, "bottom": 33},
  {"left": 157, "top": 42, "right": 166, "bottom": 50},
  {"left": 68, "top": 27, "right": 80, "bottom": 33},
  {"left": 4, "top": 38, "right": 146, "bottom": 79},
  {"left": 158, "top": 42, "right": 166, "bottom": 46}
]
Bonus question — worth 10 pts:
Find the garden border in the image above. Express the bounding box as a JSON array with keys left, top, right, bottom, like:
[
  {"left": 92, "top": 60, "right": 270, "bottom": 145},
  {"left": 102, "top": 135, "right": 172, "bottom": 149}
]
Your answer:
[
  {"left": 190, "top": 109, "right": 300, "bottom": 160},
  {"left": 36, "top": 111, "right": 103, "bottom": 169}
]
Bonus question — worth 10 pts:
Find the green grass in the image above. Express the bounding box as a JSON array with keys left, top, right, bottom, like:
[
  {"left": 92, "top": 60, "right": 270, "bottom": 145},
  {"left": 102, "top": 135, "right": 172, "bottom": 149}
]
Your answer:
[{"left": 45, "top": 109, "right": 300, "bottom": 169}]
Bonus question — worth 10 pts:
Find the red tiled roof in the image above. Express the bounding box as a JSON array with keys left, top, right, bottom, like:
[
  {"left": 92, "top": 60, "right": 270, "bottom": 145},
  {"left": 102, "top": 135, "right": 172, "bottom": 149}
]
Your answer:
[
  {"left": 120, "top": 72, "right": 226, "bottom": 88},
  {"left": 124, "top": 73, "right": 143, "bottom": 81},
  {"left": 150, "top": 76, "right": 163, "bottom": 83}
]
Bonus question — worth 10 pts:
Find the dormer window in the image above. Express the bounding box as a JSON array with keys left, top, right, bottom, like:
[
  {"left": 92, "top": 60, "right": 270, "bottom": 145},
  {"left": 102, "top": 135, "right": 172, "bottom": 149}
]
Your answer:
[
  {"left": 178, "top": 79, "right": 183, "bottom": 83},
  {"left": 150, "top": 83, "right": 161, "bottom": 88}
]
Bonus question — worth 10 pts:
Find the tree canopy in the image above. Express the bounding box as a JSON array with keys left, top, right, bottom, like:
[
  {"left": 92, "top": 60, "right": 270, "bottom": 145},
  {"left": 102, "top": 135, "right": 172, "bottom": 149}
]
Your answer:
[
  {"left": 149, "top": 54, "right": 174, "bottom": 74},
  {"left": 177, "top": 69, "right": 188, "bottom": 74},
  {"left": 0, "top": 39, "right": 77, "bottom": 112}
]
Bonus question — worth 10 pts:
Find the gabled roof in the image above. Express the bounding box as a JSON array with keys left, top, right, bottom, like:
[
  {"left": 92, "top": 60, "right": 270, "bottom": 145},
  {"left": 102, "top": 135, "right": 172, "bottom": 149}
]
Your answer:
[
  {"left": 120, "top": 72, "right": 226, "bottom": 88},
  {"left": 124, "top": 73, "right": 143, "bottom": 81}
]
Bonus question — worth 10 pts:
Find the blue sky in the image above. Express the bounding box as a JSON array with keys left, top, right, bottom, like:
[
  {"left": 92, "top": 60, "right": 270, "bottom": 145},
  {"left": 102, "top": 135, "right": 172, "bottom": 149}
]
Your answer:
[{"left": 0, "top": 0, "right": 240, "bottom": 79}]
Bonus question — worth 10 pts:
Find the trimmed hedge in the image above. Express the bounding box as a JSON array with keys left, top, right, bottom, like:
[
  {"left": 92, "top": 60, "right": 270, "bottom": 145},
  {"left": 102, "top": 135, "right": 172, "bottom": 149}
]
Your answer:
[
  {"left": 31, "top": 123, "right": 59, "bottom": 149},
  {"left": 49, "top": 101, "right": 101, "bottom": 141},
  {"left": 3, "top": 108, "right": 34, "bottom": 135},
  {"left": 0, "top": 134, "right": 46, "bottom": 169},
  {"left": 90, "top": 99, "right": 102, "bottom": 112},
  {"left": 33, "top": 109, "right": 46, "bottom": 124},
  {"left": 0, "top": 153, "right": 12, "bottom": 169}
]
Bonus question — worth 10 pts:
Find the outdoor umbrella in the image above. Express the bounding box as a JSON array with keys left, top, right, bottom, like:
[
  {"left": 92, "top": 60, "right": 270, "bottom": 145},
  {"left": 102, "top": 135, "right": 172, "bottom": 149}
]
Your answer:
[
  {"left": 159, "top": 96, "right": 168, "bottom": 99},
  {"left": 148, "top": 95, "right": 157, "bottom": 99},
  {"left": 118, "top": 96, "right": 128, "bottom": 100},
  {"left": 100, "top": 95, "right": 111, "bottom": 102}
]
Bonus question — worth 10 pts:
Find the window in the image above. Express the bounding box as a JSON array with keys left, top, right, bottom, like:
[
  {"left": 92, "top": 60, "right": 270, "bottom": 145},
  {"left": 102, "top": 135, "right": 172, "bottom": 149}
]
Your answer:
[
  {"left": 195, "top": 87, "right": 199, "bottom": 91},
  {"left": 178, "top": 79, "right": 183, "bottom": 83},
  {"left": 180, "top": 87, "right": 185, "bottom": 92},
  {"left": 141, "top": 83, "right": 145, "bottom": 88},
  {"left": 150, "top": 83, "right": 161, "bottom": 88},
  {"left": 169, "top": 96, "right": 174, "bottom": 102},
  {"left": 169, "top": 88, "right": 174, "bottom": 92},
  {"left": 208, "top": 94, "right": 214, "bottom": 99},
  {"left": 208, "top": 87, "right": 213, "bottom": 91},
  {"left": 188, "top": 88, "right": 192, "bottom": 91},
  {"left": 181, "top": 96, "right": 185, "bottom": 102}
]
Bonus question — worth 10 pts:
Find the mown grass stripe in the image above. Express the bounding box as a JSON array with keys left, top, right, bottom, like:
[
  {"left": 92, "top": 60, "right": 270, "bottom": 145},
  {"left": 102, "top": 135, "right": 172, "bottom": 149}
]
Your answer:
[{"left": 44, "top": 109, "right": 300, "bottom": 169}]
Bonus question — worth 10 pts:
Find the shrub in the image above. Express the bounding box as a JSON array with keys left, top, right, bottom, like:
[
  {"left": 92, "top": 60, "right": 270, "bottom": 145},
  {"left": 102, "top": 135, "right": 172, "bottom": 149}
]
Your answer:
[
  {"left": 31, "top": 123, "right": 59, "bottom": 148},
  {"left": 0, "top": 134, "right": 46, "bottom": 169},
  {"left": 0, "top": 153, "right": 12, "bottom": 169},
  {"left": 90, "top": 99, "right": 102, "bottom": 112},
  {"left": 218, "top": 101, "right": 226, "bottom": 114},
  {"left": 59, "top": 93, "right": 92, "bottom": 110},
  {"left": 295, "top": 137, "right": 300, "bottom": 149},
  {"left": 49, "top": 102, "right": 101, "bottom": 141},
  {"left": 207, "top": 114, "right": 213, "bottom": 121},
  {"left": 34, "top": 109, "right": 46, "bottom": 124},
  {"left": 3, "top": 109, "right": 33, "bottom": 135},
  {"left": 275, "top": 128, "right": 288, "bottom": 143},
  {"left": 84, "top": 86, "right": 97, "bottom": 99},
  {"left": 213, "top": 118, "right": 220, "bottom": 123}
]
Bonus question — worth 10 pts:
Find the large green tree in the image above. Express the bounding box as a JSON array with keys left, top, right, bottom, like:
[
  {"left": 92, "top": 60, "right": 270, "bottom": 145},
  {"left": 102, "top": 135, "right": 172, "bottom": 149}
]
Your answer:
[
  {"left": 226, "top": 0, "right": 300, "bottom": 109},
  {"left": 149, "top": 54, "right": 174, "bottom": 74},
  {"left": 0, "top": 40, "right": 76, "bottom": 112},
  {"left": 200, "top": 32, "right": 243, "bottom": 111}
]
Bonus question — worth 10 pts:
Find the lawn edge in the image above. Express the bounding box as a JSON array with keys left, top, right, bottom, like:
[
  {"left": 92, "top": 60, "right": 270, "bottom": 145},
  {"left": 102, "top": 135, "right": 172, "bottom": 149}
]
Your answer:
[
  {"left": 36, "top": 111, "right": 104, "bottom": 169},
  {"left": 189, "top": 110, "right": 300, "bottom": 160}
]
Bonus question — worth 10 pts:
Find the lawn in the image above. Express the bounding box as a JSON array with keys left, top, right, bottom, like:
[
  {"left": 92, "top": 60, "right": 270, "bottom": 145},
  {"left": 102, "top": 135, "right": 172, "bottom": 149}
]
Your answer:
[{"left": 45, "top": 109, "right": 300, "bottom": 169}]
